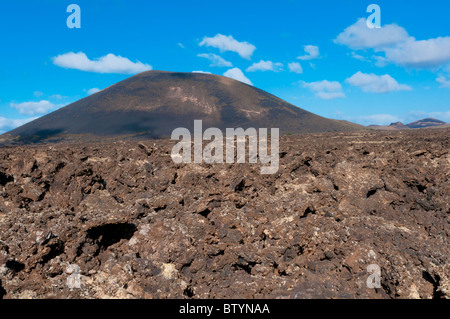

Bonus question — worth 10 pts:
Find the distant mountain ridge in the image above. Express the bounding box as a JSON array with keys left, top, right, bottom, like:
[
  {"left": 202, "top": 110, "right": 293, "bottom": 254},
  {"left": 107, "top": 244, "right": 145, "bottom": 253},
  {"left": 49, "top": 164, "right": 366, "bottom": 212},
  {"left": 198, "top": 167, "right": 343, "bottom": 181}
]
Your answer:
[
  {"left": 1, "top": 70, "right": 364, "bottom": 144},
  {"left": 406, "top": 118, "right": 447, "bottom": 129},
  {"left": 369, "top": 118, "right": 448, "bottom": 131}
]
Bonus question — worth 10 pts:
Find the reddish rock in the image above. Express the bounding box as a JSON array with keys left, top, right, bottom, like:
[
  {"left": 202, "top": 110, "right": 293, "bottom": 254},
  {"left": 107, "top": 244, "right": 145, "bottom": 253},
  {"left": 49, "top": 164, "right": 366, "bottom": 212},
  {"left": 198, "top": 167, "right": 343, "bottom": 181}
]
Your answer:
[{"left": 0, "top": 129, "right": 448, "bottom": 299}]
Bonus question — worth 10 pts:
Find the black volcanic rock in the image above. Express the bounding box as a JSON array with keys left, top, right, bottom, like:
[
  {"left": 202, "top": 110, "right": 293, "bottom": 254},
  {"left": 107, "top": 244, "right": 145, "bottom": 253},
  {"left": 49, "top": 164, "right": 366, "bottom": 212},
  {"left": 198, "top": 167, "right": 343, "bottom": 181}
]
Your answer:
[
  {"left": 2, "top": 71, "right": 363, "bottom": 143},
  {"left": 0, "top": 128, "right": 449, "bottom": 298}
]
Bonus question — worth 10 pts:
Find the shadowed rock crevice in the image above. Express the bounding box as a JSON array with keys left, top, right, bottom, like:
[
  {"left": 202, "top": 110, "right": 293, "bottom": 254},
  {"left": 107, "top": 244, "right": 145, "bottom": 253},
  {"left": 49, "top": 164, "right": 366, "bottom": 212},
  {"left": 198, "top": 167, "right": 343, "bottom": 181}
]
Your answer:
[
  {"left": 366, "top": 188, "right": 377, "bottom": 198},
  {"left": 232, "top": 258, "right": 258, "bottom": 275},
  {"left": 300, "top": 206, "right": 316, "bottom": 219},
  {"left": 5, "top": 260, "right": 25, "bottom": 273},
  {"left": 0, "top": 280, "right": 6, "bottom": 299},
  {"left": 0, "top": 171, "right": 13, "bottom": 186},
  {"left": 423, "top": 271, "right": 445, "bottom": 299},
  {"left": 197, "top": 207, "right": 211, "bottom": 218},
  {"left": 39, "top": 238, "right": 65, "bottom": 265},
  {"left": 405, "top": 180, "right": 427, "bottom": 194},
  {"left": 85, "top": 223, "right": 137, "bottom": 255},
  {"left": 183, "top": 285, "right": 194, "bottom": 298}
]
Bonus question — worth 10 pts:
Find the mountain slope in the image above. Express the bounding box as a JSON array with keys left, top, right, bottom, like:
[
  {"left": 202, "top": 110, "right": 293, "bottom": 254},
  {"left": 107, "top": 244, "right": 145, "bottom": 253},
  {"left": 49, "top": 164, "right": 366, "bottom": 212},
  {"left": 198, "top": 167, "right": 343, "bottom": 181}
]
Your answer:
[
  {"left": 406, "top": 118, "right": 447, "bottom": 129},
  {"left": 2, "top": 71, "right": 364, "bottom": 143},
  {"left": 368, "top": 118, "right": 448, "bottom": 131}
]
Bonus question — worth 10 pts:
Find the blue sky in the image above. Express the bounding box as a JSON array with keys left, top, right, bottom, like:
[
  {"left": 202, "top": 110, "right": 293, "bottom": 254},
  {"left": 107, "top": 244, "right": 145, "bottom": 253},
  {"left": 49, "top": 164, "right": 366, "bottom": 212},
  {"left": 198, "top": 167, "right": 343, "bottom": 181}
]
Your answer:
[{"left": 1, "top": 0, "right": 449, "bottom": 133}]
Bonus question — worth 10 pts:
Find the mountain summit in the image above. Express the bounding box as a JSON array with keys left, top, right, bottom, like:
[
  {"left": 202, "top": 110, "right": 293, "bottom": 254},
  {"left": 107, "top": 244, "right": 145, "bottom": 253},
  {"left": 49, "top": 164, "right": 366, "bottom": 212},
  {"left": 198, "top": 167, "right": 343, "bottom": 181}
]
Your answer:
[
  {"left": 369, "top": 118, "right": 448, "bottom": 131},
  {"left": 405, "top": 118, "right": 447, "bottom": 129},
  {"left": 2, "top": 71, "right": 363, "bottom": 143}
]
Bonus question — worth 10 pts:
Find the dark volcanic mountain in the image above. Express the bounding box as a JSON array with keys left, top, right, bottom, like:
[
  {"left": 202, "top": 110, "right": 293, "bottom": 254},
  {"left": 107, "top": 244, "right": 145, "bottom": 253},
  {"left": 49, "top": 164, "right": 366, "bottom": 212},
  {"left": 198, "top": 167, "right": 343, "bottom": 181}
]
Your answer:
[
  {"left": 2, "top": 71, "right": 363, "bottom": 143},
  {"left": 369, "top": 118, "right": 448, "bottom": 131},
  {"left": 389, "top": 121, "right": 410, "bottom": 129},
  {"left": 406, "top": 118, "right": 447, "bottom": 129}
]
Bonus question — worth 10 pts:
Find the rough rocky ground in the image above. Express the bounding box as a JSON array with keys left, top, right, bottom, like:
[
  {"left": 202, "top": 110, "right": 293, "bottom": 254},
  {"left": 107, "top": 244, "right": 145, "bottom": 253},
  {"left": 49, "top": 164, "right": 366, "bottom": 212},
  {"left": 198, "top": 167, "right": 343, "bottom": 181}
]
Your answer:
[{"left": 0, "top": 129, "right": 448, "bottom": 299}]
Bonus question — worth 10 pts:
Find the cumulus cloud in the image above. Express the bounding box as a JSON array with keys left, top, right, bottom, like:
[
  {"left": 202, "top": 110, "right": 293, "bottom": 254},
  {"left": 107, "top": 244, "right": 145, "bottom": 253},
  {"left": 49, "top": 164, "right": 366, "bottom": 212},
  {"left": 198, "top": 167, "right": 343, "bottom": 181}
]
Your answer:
[
  {"left": 301, "top": 80, "right": 345, "bottom": 100},
  {"left": 335, "top": 18, "right": 450, "bottom": 69},
  {"left": 383, "top": 37, "right": 450, "bottom": 68},
  {"left": 297, "top": 45, "right": 320, "bottom": 60},
  {"left": 192, "top": 71, "right": 212, "bottom": 74},
  {"left": 223, "top": 68, "right": 252, "bottom": 85},
  {"left": 87, "top": 88, "right": 101, "bottom": 95},
  {"left": 197, "top": 53, "right": 232, "bottom": 67},
  {"left": 436, "top": 76, "right": 450, "bottom": 88},
  {"left": 52, "top": 52, "right": 152, "bottom": 74},
  {"left": 10, "top": 100, "right": 60, "bottom": 116},
  {"left": 246, "top": 60, "right": 283, "bottom": 72},
  {"left": 288, "top": 62, "right": 303, "bottom": 74},
  {"left": 199, "top": 34, "right": 256, "bottom": 59},
  {"left": 346, "top": 71, "right": 412, "bottom": 93},
  {"left": 0, "top": 117, "right": 37, "bottom": 134},
  {"left": 335, "top": 18, "right": 409, "bottom": 50}
]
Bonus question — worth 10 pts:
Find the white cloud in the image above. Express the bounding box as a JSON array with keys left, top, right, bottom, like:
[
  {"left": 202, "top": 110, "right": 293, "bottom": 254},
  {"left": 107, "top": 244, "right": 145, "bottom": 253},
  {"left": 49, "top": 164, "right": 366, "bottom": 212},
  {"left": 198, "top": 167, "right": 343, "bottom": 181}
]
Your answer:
[
  {"left": 192, "top": 71, "right": 212, "bottom": 74},
  {"left": 223, "top": 68, "right": 252, "bottom": 85},
  {"left": 246, "top": 60, "right": 283, "bottom": 72},
  {"left": 408, "top": 110, "right": 450, "bottom": 122},
  {"left": 359, "top": 114, "right": 403, "bottom": 126},
  {"left": 87, "top": 88, "right": 101, "bottom": 95},
  {"left": 50, "top": 94, "right": 66, "bottom": 100},
  {"left": 297, "top": 45, "right": 320, "bottom": 60},
  {"left": 372, "top": 55, "right": 389, "bottom": 67},
  {"left": 383, "top": 37, "right": 450, "bottom": 68},
  {"left": 436, "top": 76, "right": 450, "bottom": 88},
  {"left": 349, "top": 52, "right": 368, "bottom": 62},
  {"left": 10, "top": 100, "right": 60, "bottom": 116},
  {"left": 199, "top": 34, "right": 256, "bottom": 59},
  {"left": 177, "top": 43, "right": 185, "bottom": 48},
  {"left": 301, "top": 80, "right": 345, "bottom": 99},
  {"left": 346, "top": 71, "right": 412, "bottom": 93},
  {"left": 335, "top": 18, "right": 409, "bottom": 50},
  {"left": 0, "top": 117, "right": 37, "bottom": 134},
  {"left": 197, "top": 53, "right": 232, "bottom": 67},
  {"left": 32, "top": 92, "right": 66, "bottom": 100},
  {"left": 288, "top": 62, "right": 303, "bottom": 74},
  {"left": 52, "top": 52, "right": 152, "bottom": 74},
  {"left": 335, "top": 18, "right": 450, "bottom": 69}
]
